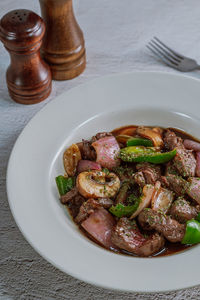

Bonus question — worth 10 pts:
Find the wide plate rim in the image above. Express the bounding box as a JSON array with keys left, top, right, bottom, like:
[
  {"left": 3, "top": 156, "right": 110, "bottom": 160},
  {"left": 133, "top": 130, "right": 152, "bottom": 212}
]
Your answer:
[{"left": 6, "top": 71, "right": 200, "bottom": 293}]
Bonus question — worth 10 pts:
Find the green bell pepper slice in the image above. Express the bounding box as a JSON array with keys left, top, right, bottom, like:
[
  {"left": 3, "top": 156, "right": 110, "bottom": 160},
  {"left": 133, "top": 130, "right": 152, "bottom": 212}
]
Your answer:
[
  {"left": 120, "top": 146, "right": 176, "bottom": 164},
  {"left": 127, "top": 137, "right": 153, "bottom": 147},
  {"left": 182, "top": 219, "right": 200, "bottom": 244},
  {"left": 109, "top": 195, "right": 140, "bottom": 217},
  {"left": 55, "top": 175, "right": 75, "bottom": 196}
]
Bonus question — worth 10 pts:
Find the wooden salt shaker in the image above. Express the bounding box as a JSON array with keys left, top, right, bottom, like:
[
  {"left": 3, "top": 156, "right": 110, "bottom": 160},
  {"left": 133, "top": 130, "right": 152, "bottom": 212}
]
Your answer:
[
  {"left": 0, "top": 9, "right": 52, "bottom": 104},
  {"left": 39, "top": 0, "right": 86, "bottom": 80}
]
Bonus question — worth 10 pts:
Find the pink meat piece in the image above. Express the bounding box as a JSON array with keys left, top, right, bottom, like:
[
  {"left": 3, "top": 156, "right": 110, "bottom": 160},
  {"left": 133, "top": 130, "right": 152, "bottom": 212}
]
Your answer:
[
  {"left": 92, "top": 136, "right": 120, "bottom": 169},
  {"left": 81, "top": 207, "right": 116, "bottom": 248},
  {"left": 196, "top": 152, "right": 200, "bottom": 177},
  {"left": 184, "top": 139, "right": 200, "bottom": 152},
  {"left": 77, "top": 160, "right": 101, "bottom": 173}
]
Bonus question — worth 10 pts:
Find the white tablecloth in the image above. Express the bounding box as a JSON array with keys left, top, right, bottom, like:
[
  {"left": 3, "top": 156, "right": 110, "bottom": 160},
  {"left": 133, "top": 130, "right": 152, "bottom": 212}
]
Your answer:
[{"left": 1, "top": 0, "right": 200, "bottom": 299}]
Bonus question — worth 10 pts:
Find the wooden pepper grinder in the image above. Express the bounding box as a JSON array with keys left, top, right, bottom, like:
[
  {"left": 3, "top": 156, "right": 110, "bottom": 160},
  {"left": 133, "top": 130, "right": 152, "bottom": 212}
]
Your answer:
[
  {"left": 39, "top": 0, "right": 86, "bottom": 80},
  {"left": 0, "top": 9, "right": 52, "bottom": 104}
]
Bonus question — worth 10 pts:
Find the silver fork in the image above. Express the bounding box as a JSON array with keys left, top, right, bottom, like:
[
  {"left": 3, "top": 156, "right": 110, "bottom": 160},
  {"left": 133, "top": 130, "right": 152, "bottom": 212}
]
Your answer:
[{"left": 147, "top": 37, "right": 200, "bottom": 72}]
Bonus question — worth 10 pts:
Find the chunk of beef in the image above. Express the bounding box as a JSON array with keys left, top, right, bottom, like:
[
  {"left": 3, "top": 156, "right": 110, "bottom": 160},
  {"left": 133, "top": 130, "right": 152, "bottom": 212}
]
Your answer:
[
  {"left": 161, "top": 174, "right": 189, "bottom": 196},
  {"left": 60, "top": 187, "right": 85, "bottom": 218},
  {"left": 78, "top": 132, "right": 113, "bottom": 160},
  {"left": 75, "top": 198, "right": 114, "bottom": 223},
  {"left": 164, "top": 129, "right": 181, "bottom": 150},
  {"left": 138, "top": 209, "right": 185, "bottom": 243},
  {"left": 164, "top": 130, "right": 196, "bottom": 177},
  {"left": 81, "top": 207, "right": 116, "bottom": 248},
  {"left": 91, "top": 132, "right": 113, "bottom": 142},
  {"left": 75, "top": 198, "right": 101, "bottom": 223},
  {"left": 170, "top": 198, "right": 198, "bottom": 223},
  {"left": 111, "top": 217, "right": 165, "bottom": 257},
  {"left": 165, "top": 162, "right": 178, "bottom": 176},
  {"left": 77, "top": 140, "right": 96, "bottom": 161},
  {"left": 115, "top": 182, "right": 130, "bottom": 204},
  {"left": 75, "top": 198, "right": 113, "bottom": 223},
  {"left": 98, "top": 198, "right": 114, "bottom": 208},
  {"left": 68, "top": 196, "right": 85, "bottom": 218},
  {"left": 187, "top": 177, "right": 200, "bottom": 204},
  {"left": 113, "top": 166, "right": 135, "bottom": 182},
  {"left": 175, "top": 147, "right": 196, "bottom": 177},
  {"left": 137, "top": 233, "right": 165, "bottom": 257},
  {"left": 135, "top": 163, "right": 161, "bottom": 186},
  {"left": 60, "top": 187, "right": 79, "bottom": 204}
]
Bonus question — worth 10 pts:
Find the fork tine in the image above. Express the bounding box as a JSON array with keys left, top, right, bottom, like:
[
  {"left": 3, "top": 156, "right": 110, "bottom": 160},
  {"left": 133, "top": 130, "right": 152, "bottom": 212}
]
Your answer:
[
  {"left": 151, "top": 39, "right": 181, "bottom": 63},
  {"left": 153, "top": 37, "right": 184, "bottom": 59},
  {"left": 146, "top": 45, "right": 178, "bottom": 69},
  {"left": 148, "top": 42, "right": 178, "bottom": 66}
]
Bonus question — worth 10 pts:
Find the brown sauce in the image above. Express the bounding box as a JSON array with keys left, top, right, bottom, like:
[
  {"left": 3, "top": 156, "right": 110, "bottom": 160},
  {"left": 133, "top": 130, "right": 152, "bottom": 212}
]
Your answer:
[
  {"left": 68, "top": 125, "right": 199, "bottom": 258},
  {"left": 112, "top": 125, "right": 200, "bottom": 142},
  {"left": 153, "top": 241, "right": 191, "bottom": 257}
]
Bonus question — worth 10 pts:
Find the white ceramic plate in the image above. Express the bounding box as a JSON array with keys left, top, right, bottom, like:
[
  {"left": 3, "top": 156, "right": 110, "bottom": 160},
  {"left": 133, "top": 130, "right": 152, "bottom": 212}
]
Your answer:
[{"left": 7, "top": 72, "right": 200, "bottom": 293}]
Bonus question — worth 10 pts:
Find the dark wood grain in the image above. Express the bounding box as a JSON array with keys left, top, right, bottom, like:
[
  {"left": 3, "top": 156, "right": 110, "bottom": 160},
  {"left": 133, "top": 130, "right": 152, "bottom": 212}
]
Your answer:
[
  {"left": 39, "top": 0, "right": 86, "bottom": 80},
  {"left": 0, "top": 9, "right": 52, "bottom": 104}
]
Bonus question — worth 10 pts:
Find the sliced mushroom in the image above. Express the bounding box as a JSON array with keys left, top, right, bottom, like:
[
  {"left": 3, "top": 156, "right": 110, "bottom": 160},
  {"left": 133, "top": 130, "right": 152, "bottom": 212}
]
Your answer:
[
  {"left": 136, "top": 127, "right": 164, "bottom": 148},
  {"left": 130, "top": 184, "right": 154, "bottom": 219},
  {"left": 63, "top": 144, "right": 82, "bottom": 176},
  {"left": 76, "top": 170, "right": 120, "bottom": 199},
  {"left": 151, "top": 181, "right": 174, "bottom": 214}
]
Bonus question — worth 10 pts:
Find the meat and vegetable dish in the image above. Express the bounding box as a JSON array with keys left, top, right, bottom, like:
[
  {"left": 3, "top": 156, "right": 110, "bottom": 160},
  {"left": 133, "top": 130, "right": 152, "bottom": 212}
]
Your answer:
[{"left": 55, "top": 125, "right": 200, "bottom": 257}]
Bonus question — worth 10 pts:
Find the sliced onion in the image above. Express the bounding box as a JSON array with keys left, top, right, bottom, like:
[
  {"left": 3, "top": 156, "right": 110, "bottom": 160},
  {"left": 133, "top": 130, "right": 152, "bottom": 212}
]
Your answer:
[
  {"left": 114, "top": 126, "right": 137, "bottom": 136},
  {"left": 136, "top": 127, "right": 164, "bottom": 148},
  {"left": 151, "top": 181, "right": 174, "bottom": 214},
  {"left": 184, "top": 139, "right": 200, "bottom": 152},
  {"left": 81, "top": 208, "right": 116, "bottom": 248},
  {"left": 77, "top": 160, "right": 101, "bottom": 173},
  {"left": 152, "top": 127, "right": 164, "bottom": 135},
  {"left": 130, "top": 185, "right": 154, "bottom": 219},
  {"left": 115, "top": 135, "right": 132, "bottom": 144},
  {"left": 196, "top": 152, "right": 200, "bottom": 177},
  {"left": 92, "top": 136, "right": 120, "bottom": 169}
]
